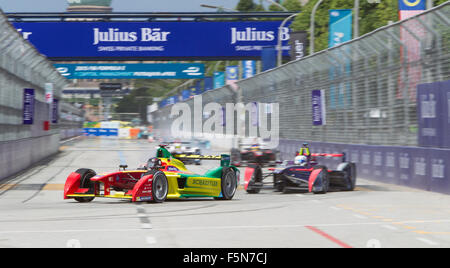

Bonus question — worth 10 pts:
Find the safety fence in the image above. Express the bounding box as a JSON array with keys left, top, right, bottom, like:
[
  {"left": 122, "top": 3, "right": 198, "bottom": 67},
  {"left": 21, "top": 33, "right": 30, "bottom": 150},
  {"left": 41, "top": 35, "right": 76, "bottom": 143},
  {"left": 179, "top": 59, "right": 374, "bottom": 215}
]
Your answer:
[
  {"left": 152, "top": 3, "right": 450, "bottom": 192},
  {"left": 153, "top": 3, "right": 450, "bottom": 148},
  {"left": 0, "top": 10, "right": 82, "bottom": 180}
]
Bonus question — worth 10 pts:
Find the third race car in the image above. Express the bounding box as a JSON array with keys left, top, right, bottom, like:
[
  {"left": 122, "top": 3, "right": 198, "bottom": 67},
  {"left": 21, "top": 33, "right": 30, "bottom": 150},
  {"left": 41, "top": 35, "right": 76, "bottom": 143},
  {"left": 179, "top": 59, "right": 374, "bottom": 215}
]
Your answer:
[{"left": 243, "top": 144, "right": 357, "bottom": 194}]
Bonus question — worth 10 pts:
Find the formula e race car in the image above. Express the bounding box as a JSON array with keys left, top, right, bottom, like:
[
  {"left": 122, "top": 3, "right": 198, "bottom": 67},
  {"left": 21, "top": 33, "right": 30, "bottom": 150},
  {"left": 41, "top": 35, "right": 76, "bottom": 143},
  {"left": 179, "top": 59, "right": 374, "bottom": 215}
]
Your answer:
[
  {"left": 64, "top": 145, "right": 240, "bottom": 203},
  {"left": 165, "top": 141, "right": 203, "bottom": 165},
  {"left": 243, "top": 153, "right": 356, "bottom": 194},
  {"left": 231, "top": 143, "right": 278, "bottom": 167}
]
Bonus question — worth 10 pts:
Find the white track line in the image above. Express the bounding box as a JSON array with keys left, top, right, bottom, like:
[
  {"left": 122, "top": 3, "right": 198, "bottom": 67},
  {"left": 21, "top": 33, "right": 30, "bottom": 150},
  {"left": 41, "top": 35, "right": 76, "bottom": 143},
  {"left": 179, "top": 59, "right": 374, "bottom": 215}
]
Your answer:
[
  {"left": 1, "top": 219, "right": 450, "bottom": 234},
  {"left": 146, "top": 236, "right": 157, "bottom": 245},
  {"left": 381, "top": 225, "right": 398, "bottom": 231},
  {"left": 353, "top": 214, "right": 368, "bottom": 219},
  {"left": 416, "top": 237, "right": 439, "bottom": 246}
]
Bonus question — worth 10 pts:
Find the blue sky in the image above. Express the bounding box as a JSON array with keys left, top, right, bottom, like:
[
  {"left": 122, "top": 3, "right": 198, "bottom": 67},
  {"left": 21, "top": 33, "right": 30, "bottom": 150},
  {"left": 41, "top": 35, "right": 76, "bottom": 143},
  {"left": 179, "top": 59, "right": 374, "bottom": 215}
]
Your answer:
[{"left": 0, "top": 0, "right": 254, "bottom": 13}]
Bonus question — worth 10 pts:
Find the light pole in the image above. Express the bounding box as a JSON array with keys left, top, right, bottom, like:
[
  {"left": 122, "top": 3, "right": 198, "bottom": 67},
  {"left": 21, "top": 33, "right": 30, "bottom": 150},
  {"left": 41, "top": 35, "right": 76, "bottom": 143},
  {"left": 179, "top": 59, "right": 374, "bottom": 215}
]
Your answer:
[
  {"left": 264, "top": 0, "right": 288, "bottom": 11},
  {"left": 277, "top": 13, "right": 298, "bottom": 66},
  {"left": 354, "top": 0, "right": 359, "bottom": 38},
  {"left": 200, "top": 4, "right": 238, "bottom": 12},
  {"left": 310, "top": 0, "right": 324, "bottom": 55}
]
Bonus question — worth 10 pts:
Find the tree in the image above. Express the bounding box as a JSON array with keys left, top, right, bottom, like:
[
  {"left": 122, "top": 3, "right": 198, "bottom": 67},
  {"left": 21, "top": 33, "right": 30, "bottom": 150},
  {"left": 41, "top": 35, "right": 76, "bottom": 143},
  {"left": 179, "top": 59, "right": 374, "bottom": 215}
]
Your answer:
[
  {"left": 268, "top": 0, "right": 302, "bottom": 11},
  {"left": 290, "top": 0, "right": 402, "bottom": 54},
  {"left": 236, "top": 0, "right": 256, "bottom": 11}
]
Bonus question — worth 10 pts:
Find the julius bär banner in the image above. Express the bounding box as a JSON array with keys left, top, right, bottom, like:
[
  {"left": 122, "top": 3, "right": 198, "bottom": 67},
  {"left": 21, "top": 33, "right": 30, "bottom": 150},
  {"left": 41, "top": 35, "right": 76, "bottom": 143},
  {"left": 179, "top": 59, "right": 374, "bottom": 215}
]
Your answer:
[{"left": 13, "top": 21, "right": 292, "bottom": 60}]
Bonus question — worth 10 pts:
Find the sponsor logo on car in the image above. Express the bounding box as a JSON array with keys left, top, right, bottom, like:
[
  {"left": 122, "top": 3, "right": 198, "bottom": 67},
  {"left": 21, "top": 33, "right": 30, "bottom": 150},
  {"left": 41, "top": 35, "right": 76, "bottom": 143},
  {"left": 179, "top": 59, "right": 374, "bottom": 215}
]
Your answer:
[{"left": 191, "top": 178, "right": 218, "bottom": 187}]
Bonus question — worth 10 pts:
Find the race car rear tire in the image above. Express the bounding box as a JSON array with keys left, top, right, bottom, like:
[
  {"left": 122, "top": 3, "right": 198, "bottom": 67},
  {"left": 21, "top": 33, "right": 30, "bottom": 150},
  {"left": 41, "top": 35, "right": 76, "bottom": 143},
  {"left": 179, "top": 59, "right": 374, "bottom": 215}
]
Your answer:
[
  {"left": 246, "top": 165, "right": 262, "bottom": 194},
  {"left": 74, "top": 168, "right": 96, "bottom": 203},
  {"left": 312, "top": 166, "right": 329, "bottom": 195},
  {"left": 214, "top": 167, "right": 237, "bottom": 200},
  {"left": 145, "top": 170, "right": 168, "bottom": 203},
  {"left": 338, "top": 162, "right": 357, "bottom": 191}
]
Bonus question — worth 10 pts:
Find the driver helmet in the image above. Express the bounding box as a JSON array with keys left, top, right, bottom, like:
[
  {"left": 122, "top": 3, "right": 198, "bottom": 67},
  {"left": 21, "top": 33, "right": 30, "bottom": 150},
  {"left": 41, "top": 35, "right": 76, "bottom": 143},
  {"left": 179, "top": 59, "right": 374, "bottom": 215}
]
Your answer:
[
  {"left": 294, "top": 155, "right": 307, "bottom": 166},
  {"left": 147, "top": 157, "right": 162, "bottom": 169}
]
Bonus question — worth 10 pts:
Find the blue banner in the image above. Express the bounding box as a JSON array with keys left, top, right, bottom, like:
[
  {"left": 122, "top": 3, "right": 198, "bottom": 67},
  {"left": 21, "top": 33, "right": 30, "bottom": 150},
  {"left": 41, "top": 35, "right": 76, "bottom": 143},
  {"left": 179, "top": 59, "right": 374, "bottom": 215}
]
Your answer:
[
  {"left": 52, "top": 99, "right": 59, "bottom": 124},
  {"left": 261, "top": 47, "right": 277, "bottom": 72},
  {"left": 398, "top": 0, "right": 426, "bottom": 11},
  {"left": 84, "top": 128, "right": 119, "bottom": 137},
  {"left": 328, "top": 9, "right": 353, "bottom": 48},
  {"left": 417, "top": 80, "right": 450, "bottom": 149},
  {"left": 204, "top": 77, "right": 213, "bottom": 92},
  {"left": 181, "top": 90, "right": 191, "bottom": 101},
  {"left": 243, "top": 60, "right": 256, "bottom": 79},
  {"left": 194, "top": 80, "right": 203, "bottom": 95},
  {"left": 312, "top": 90, "right": 326, "bottom": 126},
  {"left": 214, "top": 72, "right": 225, "bottom": 89},
  {"left": 442, "top": 80, "right": 450, "bottom": 149},
  {"left": 329, "top": 10, "right": 352, "bottom": 110},
  {"left": 14, "top": 21, "right": 292, "bottom": 59},
  {"left": 23, "top": 88, "right": 35, "bottom": 125},
  {"left": 54, "top": 63, "right": 204, "bottom": 79},
  {"left": 226, "top": 66, "right": 239, "bottom": 85}
]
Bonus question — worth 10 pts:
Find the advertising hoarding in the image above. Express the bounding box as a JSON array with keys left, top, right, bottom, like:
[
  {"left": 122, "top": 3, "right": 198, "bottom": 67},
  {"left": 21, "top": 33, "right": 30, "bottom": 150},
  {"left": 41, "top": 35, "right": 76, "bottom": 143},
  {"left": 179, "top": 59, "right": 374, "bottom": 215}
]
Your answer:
[
  {"left": 55, "top": 63, "right": 204, "bottom": 79},
  {"left": 23, "top": 88, "right": 35, "bottom": 125},
  {"left": 14, "top": 21, "right": 292, "bottom": 60}
]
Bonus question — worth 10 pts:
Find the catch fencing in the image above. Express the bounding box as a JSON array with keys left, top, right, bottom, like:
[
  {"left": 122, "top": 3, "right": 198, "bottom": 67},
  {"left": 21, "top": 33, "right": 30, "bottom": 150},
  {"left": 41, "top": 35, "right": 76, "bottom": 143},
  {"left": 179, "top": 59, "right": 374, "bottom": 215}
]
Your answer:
[
  {"left": 153, "top": 2, "right": 450, "bottom": 148},
  {"left": 0, "top": 10, "right": 81, "bottom": 181}
]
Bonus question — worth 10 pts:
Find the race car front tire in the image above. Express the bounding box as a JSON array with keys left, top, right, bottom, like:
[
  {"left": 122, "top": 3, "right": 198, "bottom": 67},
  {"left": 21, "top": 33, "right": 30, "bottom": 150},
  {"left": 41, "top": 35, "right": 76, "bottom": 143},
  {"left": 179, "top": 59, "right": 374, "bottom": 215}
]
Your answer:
[
  {"left": 144, "top": 170, "right": 168, "bottom": 203},
  {"left": 214, "top": 167, "right": 237, "bottom": 200},
  {"left": 74, "top": 168, "right": 96, "bottom": 203}
]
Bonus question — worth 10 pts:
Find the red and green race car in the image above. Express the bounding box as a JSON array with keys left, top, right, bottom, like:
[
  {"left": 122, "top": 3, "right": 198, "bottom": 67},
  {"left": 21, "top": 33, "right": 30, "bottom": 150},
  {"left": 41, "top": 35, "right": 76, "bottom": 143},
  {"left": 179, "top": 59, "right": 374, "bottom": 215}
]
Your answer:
[{"left": 64, "top": 145, "right": 240, "bottom": 203}]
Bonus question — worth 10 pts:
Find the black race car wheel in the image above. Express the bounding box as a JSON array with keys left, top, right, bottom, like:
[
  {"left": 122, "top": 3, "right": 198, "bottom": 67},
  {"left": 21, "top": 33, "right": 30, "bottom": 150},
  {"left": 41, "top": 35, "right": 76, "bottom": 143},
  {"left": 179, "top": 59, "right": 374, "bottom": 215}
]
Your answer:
[
  {"left": 312, "top": 166, "right": 329, "bottom": 195},
  {"left": 74, "top": 168, "right": 96, "bottom": 203},
  {"left": 273, "top": 174, "right": 284, "bottom": 192},
  {"left": 339, "top": 162, "right": 357, "bottom": 191},
  {"left": 246, "top": 165, "right": 262, "bottom": 194},
  {"left": 214, "top": 167, "right": 237, "bottom": 200},
  {"left": 145, "top": 170, "right": 168, "bottom": 203},
  {"left": 281, "top": 181, "right": 291, "bottom": 194}
]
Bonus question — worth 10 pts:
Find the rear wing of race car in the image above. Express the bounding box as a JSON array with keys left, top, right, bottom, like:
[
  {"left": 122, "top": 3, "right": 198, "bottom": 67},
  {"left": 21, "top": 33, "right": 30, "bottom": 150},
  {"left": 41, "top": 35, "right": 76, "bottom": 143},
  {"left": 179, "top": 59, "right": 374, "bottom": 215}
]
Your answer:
[
  {"left": 311, "top": 153, "right": 347, "bottom": 162},
  {"left": 172, "top": 154, "right": 231, "bottom": 167}
]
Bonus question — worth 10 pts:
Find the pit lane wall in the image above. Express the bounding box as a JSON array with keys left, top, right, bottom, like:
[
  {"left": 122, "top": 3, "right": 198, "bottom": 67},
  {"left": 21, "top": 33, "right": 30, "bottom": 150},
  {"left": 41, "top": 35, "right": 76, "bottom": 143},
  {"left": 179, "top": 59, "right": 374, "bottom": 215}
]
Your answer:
[{"left": 0, "top": 10, "right": 73, "bottom": 181}]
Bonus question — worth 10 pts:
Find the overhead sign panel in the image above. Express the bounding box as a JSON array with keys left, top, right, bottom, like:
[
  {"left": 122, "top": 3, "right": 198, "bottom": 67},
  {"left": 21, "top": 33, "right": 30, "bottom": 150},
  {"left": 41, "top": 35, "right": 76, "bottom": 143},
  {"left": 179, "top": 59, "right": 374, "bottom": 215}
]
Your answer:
[
  {"left": 55, "top": 63, "right": 204, "bottom": 79},
  {"left": 13, "top": 21, "right": 292, "bottom": 60}
]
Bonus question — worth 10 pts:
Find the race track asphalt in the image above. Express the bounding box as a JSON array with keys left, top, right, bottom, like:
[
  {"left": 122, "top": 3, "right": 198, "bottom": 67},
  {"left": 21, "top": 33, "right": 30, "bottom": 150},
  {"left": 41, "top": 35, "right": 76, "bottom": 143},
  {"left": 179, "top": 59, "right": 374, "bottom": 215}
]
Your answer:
[{"left": 1, "top": 137, "right": 450, "bottom": 248}]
